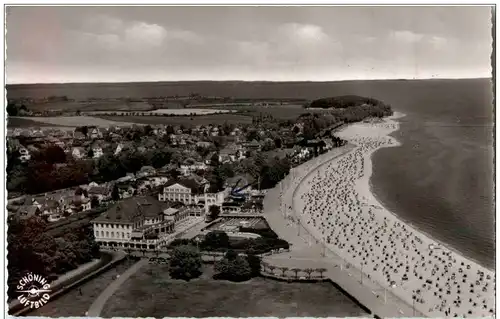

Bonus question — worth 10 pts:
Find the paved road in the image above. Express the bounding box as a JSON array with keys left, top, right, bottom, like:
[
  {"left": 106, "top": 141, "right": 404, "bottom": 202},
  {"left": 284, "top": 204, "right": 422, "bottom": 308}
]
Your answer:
[
  {"left": 263, "top": 147, "right": 425, "bottom": 318},
  {"left": 86, "top": 258, "right": 147, "bottom": 317}
]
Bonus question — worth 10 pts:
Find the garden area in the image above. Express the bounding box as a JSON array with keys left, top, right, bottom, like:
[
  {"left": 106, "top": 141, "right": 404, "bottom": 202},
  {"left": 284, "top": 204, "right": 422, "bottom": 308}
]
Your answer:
[
  {"left": 170, "top": 221, "right": 290, "bottom": 255},
  {"left": 101, "top": 261, "right": 368, "bottom": 318}
]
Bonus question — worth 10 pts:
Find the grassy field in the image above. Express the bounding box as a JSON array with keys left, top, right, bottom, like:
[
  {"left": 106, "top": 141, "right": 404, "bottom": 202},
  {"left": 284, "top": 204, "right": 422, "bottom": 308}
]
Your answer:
[
  {"left": 85, "top": 108, "right": 236, "bottom": 116},
  {"left": 97, "top": 113, "right": 254, "bottom": 126},
  {"left": 95, "top": 105, "right": 325, "bottom": 126},
  {"left": 101, "top": 263, "right": 367, "bottom": 317},
  {"left": 21, "top": 101, "right": 153, "bottom": 112},
  {"left": 25, "top": 258, "right": 137, "bottom": 317},
  {"left": 9, "top": 116, "right": 139, "bottom": 128},
  {"left": 7, "top": 117, "right": 71, "bottom": 128},
  {"left": 199, "top": 104, "right": 328, "bottom": 120}
]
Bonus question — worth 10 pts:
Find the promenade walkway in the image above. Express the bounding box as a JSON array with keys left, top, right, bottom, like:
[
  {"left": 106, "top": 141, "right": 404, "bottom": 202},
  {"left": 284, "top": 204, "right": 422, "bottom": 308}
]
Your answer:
[
  {"left": 86, "top": 258, "right": 147, "bottom": 317},
  {"left": 263, "top": 146, "right": 425, "bottom": 318}
]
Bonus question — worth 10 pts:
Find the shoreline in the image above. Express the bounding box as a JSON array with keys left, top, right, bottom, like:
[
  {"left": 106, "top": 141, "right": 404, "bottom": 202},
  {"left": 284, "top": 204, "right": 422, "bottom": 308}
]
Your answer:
[
  {"left": 292, "top": 111, "right": 495, "bottom": 317},
  {"left": 367, "top": 113, "right": 494, "bottom": 272}
]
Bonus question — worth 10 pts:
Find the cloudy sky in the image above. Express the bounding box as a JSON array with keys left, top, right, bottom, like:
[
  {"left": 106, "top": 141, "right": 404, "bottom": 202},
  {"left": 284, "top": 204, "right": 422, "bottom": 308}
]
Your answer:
[{"left": 6, "top": 6, "right": 492, "bottom": 83}]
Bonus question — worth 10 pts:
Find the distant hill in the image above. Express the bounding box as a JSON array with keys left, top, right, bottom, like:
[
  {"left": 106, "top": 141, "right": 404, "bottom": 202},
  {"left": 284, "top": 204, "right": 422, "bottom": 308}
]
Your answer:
[{"left": 306, "top": 95, "right": 387, "bottom": 109}]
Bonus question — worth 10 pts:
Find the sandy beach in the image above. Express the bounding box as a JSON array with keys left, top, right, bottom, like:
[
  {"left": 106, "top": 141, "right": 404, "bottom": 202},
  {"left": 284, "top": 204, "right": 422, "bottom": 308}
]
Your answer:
[{"left": 288, "top": 112, "right": 495, "bottom": 317}]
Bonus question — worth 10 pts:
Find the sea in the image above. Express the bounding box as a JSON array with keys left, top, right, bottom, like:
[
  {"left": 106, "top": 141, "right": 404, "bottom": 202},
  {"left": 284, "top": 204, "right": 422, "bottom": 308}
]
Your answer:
[
  {"left": 369, "top": 80, "right": 495, "bottom": 270},
  {"left": 8, "top": 78, "right": 495, "bottom": 269}
]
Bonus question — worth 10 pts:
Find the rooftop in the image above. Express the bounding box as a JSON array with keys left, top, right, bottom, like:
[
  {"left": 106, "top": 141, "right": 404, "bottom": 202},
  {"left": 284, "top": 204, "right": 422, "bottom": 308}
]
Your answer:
[{"left": 92, "top": 196, "right": 170, "bottom": 224}]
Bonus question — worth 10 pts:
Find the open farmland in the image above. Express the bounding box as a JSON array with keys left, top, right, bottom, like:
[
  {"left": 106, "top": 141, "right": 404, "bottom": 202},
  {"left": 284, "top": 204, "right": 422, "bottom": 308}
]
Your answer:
[
  {"left": 198, "top": 104, "right": 329, "bottom": 120},
  {"left": 8, "top": 117, "right": 73, "bottom": 129},
  {"left": 10, "top": 116, "right": 140, "bottom": 128},
  {"left": 84, "top": 108, "right": 236, "bottom": 116},
  {"left": 23, "top": 101, "right": 153, "bottom": 112},
  {"left": 96, "top": 114, "right": 254, "bottom": 126}
]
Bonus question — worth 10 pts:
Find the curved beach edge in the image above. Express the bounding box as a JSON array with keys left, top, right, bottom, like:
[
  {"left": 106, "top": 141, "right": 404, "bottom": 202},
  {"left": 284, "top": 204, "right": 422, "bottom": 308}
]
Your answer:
[{"left": 291, "top": 111, "right": 495, "bottom": 317}]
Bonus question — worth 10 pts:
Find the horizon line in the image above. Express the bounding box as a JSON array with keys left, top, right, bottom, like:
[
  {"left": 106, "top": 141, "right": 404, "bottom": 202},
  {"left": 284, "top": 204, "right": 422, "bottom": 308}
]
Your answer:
[{"left": 6, "top": 76, "right": 492, "bottom": 86}]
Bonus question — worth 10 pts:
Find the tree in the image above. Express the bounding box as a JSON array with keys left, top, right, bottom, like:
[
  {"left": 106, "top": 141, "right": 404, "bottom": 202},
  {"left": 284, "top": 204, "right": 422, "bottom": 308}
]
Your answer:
[
  {"left": 7, "top": 216, "right": 98, "bottom": 298},
  {"left": 7, "top": 103, "right": 18, "bottom": 116},
  {"left": 75, "top": 187, "right": 88, "bottom": 198},
  {"left": 95, "top": 155, "right": 126, "bottom": 183},
  {"left": 168, "top": 245, "right": 203, "bottom": 281},
  {"left": 33, "top": 145, "right": 67, "bottom": 164},
  {"left": 208, "top": 205, "right": 221, "bottom": 221},
  {"left": 304, "top": 268, "right": 314, "bottom": 279},
  {"left": 290, "top": 268, "right": 301, "bottom": 280},
  {"left": 80, "top": 126, "right": 89, "bottom": 137},
  {"left": 246, "top": 251, "right": 261, "bottom": 277},
  {"left": 144, "top": 125, "right": 154, "bottom": 136},
  {"left": 225, "top": 249, "right": 238, "bottom": 261},
  {"left": 168, "top": 168, "right": 181, "bottom": 180},
  {"left": 166, "top": 125, "right": 175, "bottom": 135},
  {"left": 246, "top": 130, "right": 260, "bottom": 142},
  {"left": 151, "top": 149, "right": 173, "bottom": 169},
  {"left": 169, "top": 238, "right": 194, "bottom": 248},
  {"left": 274, "top": 137, "right": 283, "bottom": 149},
  {"left": 280, "top": 266, "right": 289, "bottom": 277},
  {"left": 119, "top": 151, "right": 146, "bottom": 173},
  {"left": 90, "top": 196, "right": 100, "bottom": 208},
  {"left": 111, "top": 184, "right": 120, "bottom": 201},
  {"left": 214, "top": 252, "right": 252, "bottom": 282},
  {"left": 261, "top": 138, "right": 276, "bottom": 152},
  {"left": 317, "top": 267, "right": 327, "bottom": 279},
  {"left": 209, "top": 153, "right": 219, "bottom": 166},
  {"left": 202, "top": 230, "right": 229, "bottom": 250},
  {"left": 267, "top": 264, "right": 276, "bottom": 275}
]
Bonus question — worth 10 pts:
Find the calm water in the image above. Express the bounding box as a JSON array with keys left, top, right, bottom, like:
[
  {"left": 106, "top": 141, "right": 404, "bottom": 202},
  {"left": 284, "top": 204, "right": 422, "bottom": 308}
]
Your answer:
[
  {"left": 370, "top": 81, "right": 495, "bottom": 269},
  {"left": 8, "top": 78, "right": 495, "bottom": 268}
]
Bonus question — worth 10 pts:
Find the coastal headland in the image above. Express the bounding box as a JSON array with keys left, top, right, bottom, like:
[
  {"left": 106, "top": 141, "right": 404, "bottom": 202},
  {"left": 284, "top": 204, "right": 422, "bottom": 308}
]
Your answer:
[{"left": 268, "top": 112, "right": 495, "bottom": 318}]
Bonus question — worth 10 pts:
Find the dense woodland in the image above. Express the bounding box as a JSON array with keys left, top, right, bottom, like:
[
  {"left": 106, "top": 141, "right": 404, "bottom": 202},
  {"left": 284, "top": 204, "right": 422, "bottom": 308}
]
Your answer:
[
  {"left": 7, "top": 215, "right": 100, "bottom": 299},
  {"left": 306, "top": 95, "right": 392, "bottom": 110}
]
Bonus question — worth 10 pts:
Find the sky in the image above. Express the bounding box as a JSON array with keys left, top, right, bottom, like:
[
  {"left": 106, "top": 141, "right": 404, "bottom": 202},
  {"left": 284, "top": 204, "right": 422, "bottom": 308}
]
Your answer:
[{"left": 5, "top": 6, "right": 493, "bottom": 84}]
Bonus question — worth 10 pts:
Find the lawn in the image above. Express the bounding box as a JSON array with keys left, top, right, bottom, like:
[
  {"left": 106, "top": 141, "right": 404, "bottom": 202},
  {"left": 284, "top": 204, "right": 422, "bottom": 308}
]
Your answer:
[
  {"left": 101, "top": 263, "right": 367, "bottom": 317},
  {"left": 25, "top": 258, "right": 137, "bottom": 317},
  {"left": 96, "top": 113, "right": 254, "bottom": 127}
]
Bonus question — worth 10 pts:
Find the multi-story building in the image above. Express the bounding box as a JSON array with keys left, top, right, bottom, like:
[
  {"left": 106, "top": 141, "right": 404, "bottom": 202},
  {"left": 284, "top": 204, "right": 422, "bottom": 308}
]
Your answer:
[
  {"left": 158, "top": 178, "right": 209, "bottom": 204},
  {"left": 91, "top": 196, "right": 176, "bottom": 250},
  {"left": 158, "top": 178, "right": 226, "bottom": 213}
]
